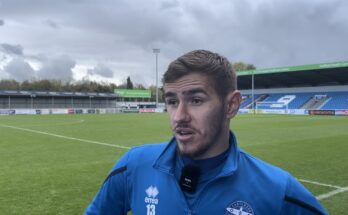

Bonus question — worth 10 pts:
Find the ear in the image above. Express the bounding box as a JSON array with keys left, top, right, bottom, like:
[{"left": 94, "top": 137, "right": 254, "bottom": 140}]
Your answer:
[{"left": 225, "top": 90, "right": 241, "bottom": 119}]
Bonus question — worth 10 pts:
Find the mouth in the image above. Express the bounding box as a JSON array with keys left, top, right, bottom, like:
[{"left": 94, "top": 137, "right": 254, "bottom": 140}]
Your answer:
[{"left": 175, "top": 128, "right": 195, "bottom": 142}]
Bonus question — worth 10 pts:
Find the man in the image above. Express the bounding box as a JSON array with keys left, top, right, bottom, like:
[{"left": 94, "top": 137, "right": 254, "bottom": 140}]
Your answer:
[{"left": 85, "top": 50, "right": 328, "bottom": 215}]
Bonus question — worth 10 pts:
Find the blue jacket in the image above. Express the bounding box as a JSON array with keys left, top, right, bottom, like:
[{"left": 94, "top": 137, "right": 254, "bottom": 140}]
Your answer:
[{"left": 85, "top": 132, "right": 328, "bottom": 215}]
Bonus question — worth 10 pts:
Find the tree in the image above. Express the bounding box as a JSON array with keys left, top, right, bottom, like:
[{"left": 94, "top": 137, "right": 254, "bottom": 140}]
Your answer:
[
  {"left": 126, "top": 76, "right": 133, "bottom": 89},
  {"left": 0, "top": 78, "right": 153, "bottom": 94},
  {"left": 232, "top": 61, "right": 256, "bottom": 71},
  {"left": 21, "top": 80, "right": 32, "bottom": 90},
  {"left": 32, "top": 80, "right": 52, "bottom": 91},
  {"left": 134, "top": 83, "right": 146, "bottom": 90},
  {"left": 0, "top": 79, "right": 20, "bottom": 90}
]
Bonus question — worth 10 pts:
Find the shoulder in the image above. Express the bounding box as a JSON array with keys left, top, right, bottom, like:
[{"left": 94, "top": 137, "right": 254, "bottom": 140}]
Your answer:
[
  {"left": 238, "top": 150, "right": 327, "bottom": 214},
  {"left": 238, "top": 149, "right": 289, "bottom": 184},
  {"left": 106, "top": 142, "right": 169, "bottom": 182},
  {"left": 281, "top": 176, "right": 328, "bottom": 214}
]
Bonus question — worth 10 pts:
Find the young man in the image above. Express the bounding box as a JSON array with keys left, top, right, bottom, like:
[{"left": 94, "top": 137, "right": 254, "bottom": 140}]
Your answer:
[{"left": 85, "top": 50, "right": 328, "bottom": 215}]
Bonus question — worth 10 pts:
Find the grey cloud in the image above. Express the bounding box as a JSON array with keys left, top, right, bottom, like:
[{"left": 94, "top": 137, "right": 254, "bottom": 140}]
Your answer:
[
  {"left": 0, "top": 19, "right": 4, "bottom": 26},
  {"left": 0, "top": 0, "right": 347, "bottom": 85},
  {"left": 37, "top": 56, "right": 76, "bottom": 82},
  {"left": 231, "top": 0, "right": 348, "bottom": 67},
  {"left": 44, "top": 19, "right": 60, "bottom": 29},
  {"left": 161, "top": 0, "right": 179, "bottom": 10},
  {"left": 170, "top": 0, "right": 348, "bottom": 68},
  {"left": 4, "top": 58, "right": 36, "bottom": 81},
  {"left": 87, "top": 64, "right": 114, "bottom": 78},
  {"left": 0, "top": 67, "right": 8, "bottom": 79},
  {"left": 0, "top": 43, "right": 23, "bottom": 55},
  {"left": 1, "top": 54, "right": 7, "bottom": 62}
]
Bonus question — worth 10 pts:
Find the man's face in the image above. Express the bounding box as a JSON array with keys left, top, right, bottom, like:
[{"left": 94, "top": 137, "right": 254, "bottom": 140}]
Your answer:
[{"left": 164, "top": 73, "right": 229, "bottom": 160}]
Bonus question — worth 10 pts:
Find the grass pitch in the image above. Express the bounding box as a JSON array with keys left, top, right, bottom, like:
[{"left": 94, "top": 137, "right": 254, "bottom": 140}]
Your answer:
[{"left": 0, "top": 113, "right": 347, "bottom": 214}]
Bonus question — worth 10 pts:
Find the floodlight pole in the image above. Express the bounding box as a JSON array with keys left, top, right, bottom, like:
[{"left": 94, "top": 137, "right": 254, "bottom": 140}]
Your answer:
[
  {"left": 30, "top": 94, "right": 35, "bottom": 109},
  {"left": 153, "top": 48, "right": 160, "bottom": 108},
  {"left": 252, "top": 71, "right": 255, "bottom": 114}
]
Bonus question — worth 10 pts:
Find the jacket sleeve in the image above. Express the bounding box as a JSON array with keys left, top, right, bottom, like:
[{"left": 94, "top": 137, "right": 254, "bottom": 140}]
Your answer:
[
  {"left": 280, "top": 175, "right": 328, "bottom": 215},
  {"left": 84, "top": 151, "right": 131, "bottom": 215}
]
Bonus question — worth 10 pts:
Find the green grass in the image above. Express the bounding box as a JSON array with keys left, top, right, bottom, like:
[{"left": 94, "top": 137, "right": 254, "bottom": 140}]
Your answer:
[{"left": 0, "top": 113, "right": 347, "bottom": 214}]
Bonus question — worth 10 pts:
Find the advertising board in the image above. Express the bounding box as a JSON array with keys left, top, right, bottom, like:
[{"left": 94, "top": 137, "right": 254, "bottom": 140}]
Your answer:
[
  {"left": 308, "top": 110, "right": 335, "bottom": 116},
  {"left": 139, "top": 108, "right": 156, "bottom": 113},
  {"left": 335, "top": 110, "right": 348, "bottom": 116}
]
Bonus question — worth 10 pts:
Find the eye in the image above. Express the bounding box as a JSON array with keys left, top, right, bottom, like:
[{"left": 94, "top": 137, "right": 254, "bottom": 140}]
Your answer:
[
  {"left": 166, "top": 98, "right": 178, "bottom": 107},
  {"left": 191, "top": 97, "right": 203, "bottom": 105}
]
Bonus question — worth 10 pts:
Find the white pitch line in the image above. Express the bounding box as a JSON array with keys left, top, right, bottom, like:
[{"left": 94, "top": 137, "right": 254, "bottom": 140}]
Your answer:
[
  {"left": 0, "top": 124, "right": 130, "bottom": 150},
  {"left": 298, "top": 179, "right": 348, "bottom": 200},
  {"left": 316, "top": 187, "right": 348, "bottom": 200},
  {"left": 298, "top": 179, "right": 343, "bottom": 189}
]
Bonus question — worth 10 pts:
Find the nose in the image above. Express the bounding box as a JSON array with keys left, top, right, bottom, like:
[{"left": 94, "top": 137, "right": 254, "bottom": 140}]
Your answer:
[{"left": 173, "top": 102, "right": 191, "bottom": 123}]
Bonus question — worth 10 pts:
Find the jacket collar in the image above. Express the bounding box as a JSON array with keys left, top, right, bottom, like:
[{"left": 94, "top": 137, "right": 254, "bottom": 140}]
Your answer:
[{"left": 153, "top": 131, "right": 239, "bottom": 177}]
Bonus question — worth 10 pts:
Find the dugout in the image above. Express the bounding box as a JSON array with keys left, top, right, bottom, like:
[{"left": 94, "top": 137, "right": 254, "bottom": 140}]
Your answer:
[
  {"left": 113, "top": 89, "right": 160, "bottom": 112},
  {"left": 114, "top": 89, "right": 152, "bottom": 102}
]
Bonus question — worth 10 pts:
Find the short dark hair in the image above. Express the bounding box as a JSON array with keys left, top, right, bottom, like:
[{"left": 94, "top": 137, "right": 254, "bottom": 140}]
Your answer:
[{"left": 162, "top": 50, "right": 237, "bottom": 99}]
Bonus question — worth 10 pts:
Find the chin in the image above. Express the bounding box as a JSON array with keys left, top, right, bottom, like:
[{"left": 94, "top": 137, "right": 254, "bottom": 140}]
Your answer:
[
  {"left": 178, "top": 145, "right": 195, "bottom": 157},
  {"left": 179, "top": 147, "right": 205, "bottom": 159}
]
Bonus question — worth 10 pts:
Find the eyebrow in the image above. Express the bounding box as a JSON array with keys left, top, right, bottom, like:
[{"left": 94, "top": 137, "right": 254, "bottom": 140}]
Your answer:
[
  {"left": 164, "top": 88, "right": 208, "bottom": 98},
  {"left": 164, "top": 91, "right": 176, "bottom": 98}
]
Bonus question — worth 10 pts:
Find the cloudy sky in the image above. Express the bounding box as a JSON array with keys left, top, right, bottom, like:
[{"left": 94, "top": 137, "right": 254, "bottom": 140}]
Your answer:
[{"left": 0, "top": 0, "right": 347, "bottom": 86}]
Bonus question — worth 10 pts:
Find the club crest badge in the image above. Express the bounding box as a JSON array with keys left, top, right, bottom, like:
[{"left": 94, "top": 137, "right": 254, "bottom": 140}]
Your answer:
[{"left": 226, "top": 201, "right": 254, "bottom": 215}]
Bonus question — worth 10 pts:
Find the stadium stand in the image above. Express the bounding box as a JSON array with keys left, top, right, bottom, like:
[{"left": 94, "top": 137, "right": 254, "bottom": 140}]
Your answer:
[
  {"left": 237, "top": 61, "right": 348, "bottom": 115},
  {"left": 321, "top": 92, "right": 348, "bottom": 110},
  {"left": 242, "top": 91, "right": 348, "bottom": 110},
  {"left": 0, "top": 90, "right": 118, "bottom": 109}
]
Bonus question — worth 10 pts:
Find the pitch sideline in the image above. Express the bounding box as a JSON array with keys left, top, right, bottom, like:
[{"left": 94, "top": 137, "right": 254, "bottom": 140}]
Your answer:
[
  {"left": 0, "top": 124, "right": 130, "bottom": 150},
  {"left": 298, "top": 179, "right": 348, "bottom": 200}
]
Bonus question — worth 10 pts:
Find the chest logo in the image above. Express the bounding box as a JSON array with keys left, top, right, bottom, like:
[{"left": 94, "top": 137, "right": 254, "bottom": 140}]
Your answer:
[
  {"left": 145, "top": 186, "right": 159, "bottom": 215},
  {"left": 226, "top": 201, "right": 254, "bottom": 215}
]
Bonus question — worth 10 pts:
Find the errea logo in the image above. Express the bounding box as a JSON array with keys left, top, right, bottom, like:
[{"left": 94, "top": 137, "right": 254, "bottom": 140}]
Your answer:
[
  {"left": 146, "top": 186, "right": 159, "bottom": 198},
  {"left": 145, "top": 185, "right": 159, "bottom": 215}
]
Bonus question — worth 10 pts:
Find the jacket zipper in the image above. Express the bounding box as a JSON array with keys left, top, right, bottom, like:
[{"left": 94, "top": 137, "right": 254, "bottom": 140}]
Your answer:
[{"left": 170, "top": 172, "right": 193, "bottom": 214}]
